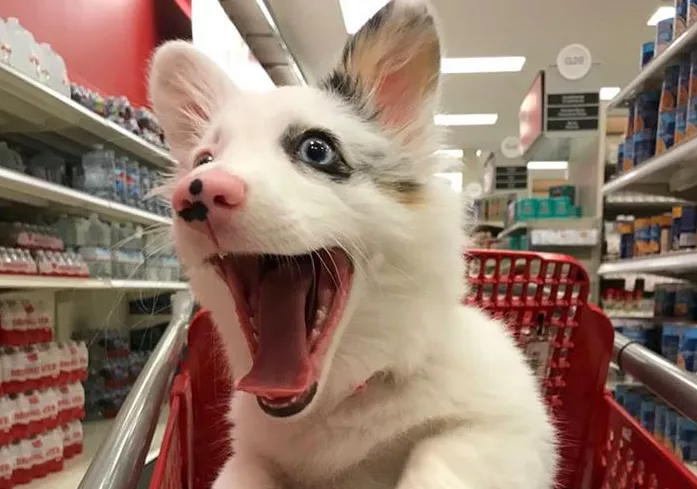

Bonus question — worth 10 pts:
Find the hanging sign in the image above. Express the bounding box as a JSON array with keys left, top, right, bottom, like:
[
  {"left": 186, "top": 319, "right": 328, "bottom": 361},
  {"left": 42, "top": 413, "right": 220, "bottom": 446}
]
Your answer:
[
  {"left": 501, "top": 136, "right": 522, "bottom": 159},
  {"left": 546, "top": 92, "right": 599, "bottom": 131},
  {"left": 495, "top": 166, "right": 528, "bottom": 190},
  {"left": 556, "top": 44, "right": 592, "bottom": 81}
]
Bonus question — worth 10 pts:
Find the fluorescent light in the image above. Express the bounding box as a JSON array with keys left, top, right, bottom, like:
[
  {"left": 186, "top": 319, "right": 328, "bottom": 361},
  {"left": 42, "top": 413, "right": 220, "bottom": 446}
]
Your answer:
[
  {"left": 434, "top": 114, "right": 498, "bottom": 126},
  {"left": 338, "top": 0, "right": 389, "bottom": 34},
  {"left": 434, "top": 172, "right": 463, "bottom": 192},
  {"left": 600, "top": 86, "right": 621, "bottom": 101},
  {"left": 435, "top": 149, "right": 464, "bottom": 158},
  {"left": 441, "top": 56, "right": 526, "bottom": 74},
  {"left": 475, "top": 149, "right": 483, "bottom": 157},
  {"left": 647, "top": 6, "right": 675, "bottom": 26},
  {"left": 527, "top": 161, "right": 568, "bottom": 170}
]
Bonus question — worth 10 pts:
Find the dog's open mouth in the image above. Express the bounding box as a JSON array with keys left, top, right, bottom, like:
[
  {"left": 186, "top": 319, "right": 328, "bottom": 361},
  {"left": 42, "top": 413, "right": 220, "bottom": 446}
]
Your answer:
[{"left": 209, "top": 248, "right": 353, "bottom": 417}]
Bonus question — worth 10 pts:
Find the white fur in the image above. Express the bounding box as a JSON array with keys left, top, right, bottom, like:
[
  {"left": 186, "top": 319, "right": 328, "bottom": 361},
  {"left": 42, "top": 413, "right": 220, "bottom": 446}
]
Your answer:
[{"left": 148, "top": 1, "right": 558, "bottom": 488}]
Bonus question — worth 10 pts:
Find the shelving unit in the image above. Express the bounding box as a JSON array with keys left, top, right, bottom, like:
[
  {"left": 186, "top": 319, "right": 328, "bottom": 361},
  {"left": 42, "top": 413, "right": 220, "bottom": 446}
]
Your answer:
[
  {"left": 601, "top": 136, "right": 697, "bottom": 199},
  {"left": 0, "top": 23, "right": 185, "bottom": 489},
  {"left": 597, "top": 21, "right": 697, "bottom": 473},
  {"left": 604, "top": 193, "right": 688, "bottom": 214},
  {"left": 0, "top": 275, "right": 187, "bottom": 290},
  {"left": 608, "top": 23, "right": 697, "bottom": 110},
  {"left": 598, "top": 251, "right": 697, "bottom": 276},
  {"left": 472, "top": 220, "right": 504, "bottom": 231},
  {"left": 0, "top": 167, "right": 171, "bottom": 226},
  {"left": 0, "top": 62, "right": 174, "bottom": 169},
  {"left": 600, "top": 18, "right": 697, "bottom": 276},
  {"left": 497, "top": 221, "right": 527, "bottom": 239},
  {"left": 604, "top": 310, "right": 654, "bottom": 319},
  {"left": 498, "top": 218, "right": 599, "bottom": 246}
]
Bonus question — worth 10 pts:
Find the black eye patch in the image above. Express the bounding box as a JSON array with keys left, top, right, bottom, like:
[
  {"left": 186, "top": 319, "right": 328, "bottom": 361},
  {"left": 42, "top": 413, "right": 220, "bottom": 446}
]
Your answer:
[{"left": 280, "top": 125, "right": 353, "bottom": 182}]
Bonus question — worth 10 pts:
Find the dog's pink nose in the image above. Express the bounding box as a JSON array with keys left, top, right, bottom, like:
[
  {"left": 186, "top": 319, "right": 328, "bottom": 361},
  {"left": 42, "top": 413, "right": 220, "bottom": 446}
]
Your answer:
[{"left": 172, "top": 169, "right": 246, "bottom": 223}]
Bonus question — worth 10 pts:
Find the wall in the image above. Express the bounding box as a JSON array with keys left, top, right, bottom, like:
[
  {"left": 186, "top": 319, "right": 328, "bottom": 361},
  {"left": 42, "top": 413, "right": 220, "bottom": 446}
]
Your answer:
[{"left": 0, "top": 0, "right": 190, "bottom": 107}]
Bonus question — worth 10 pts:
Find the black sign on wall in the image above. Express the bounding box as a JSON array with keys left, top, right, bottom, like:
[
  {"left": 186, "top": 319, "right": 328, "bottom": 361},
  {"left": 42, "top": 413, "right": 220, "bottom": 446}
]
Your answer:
[
  {"left": 546, "top": 92, "right": 599, "bottom": 132},
  {"left": 495, "top": 166, "right": 528, "bottom": 190}
]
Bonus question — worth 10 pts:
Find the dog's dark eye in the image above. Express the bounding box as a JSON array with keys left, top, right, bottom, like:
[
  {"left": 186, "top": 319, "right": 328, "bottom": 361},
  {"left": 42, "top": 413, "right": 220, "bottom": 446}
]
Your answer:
[
  {"left": 297, "top": 136, "right": 336, "bottom": 167},
  {"left": 194, "top": 152, "right": 214, "bottom": 167}
]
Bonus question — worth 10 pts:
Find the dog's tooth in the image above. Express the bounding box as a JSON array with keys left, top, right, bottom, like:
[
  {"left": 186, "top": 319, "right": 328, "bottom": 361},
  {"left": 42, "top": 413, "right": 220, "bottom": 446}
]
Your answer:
[
  {"left": 314, "top": 306, "right": 328, "bottom": 329},
  {"left": 310, "top": 329, "right": 320, "bottom": 344}
]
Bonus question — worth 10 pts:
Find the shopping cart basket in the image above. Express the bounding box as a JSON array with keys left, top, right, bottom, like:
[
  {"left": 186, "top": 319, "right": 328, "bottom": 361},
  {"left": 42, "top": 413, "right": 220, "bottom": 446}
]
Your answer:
[{"left": 78, "top": 251, "right": 697, "bottom": 489}]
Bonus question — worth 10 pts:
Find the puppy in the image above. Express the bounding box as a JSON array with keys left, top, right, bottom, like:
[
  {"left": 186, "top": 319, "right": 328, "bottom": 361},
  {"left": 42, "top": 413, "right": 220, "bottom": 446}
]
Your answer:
[{"left": 148, "top": 1, "right": 558, "bottom": 488}]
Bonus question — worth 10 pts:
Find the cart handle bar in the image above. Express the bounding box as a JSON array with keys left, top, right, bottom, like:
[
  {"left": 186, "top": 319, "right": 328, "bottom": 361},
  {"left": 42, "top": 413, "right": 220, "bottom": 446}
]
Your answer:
[
  {"left": 78, "top": 291, "right": 194, "bottom": 489},
  {"left": 614, "top": 332, "right": 697, "bottom": 422}
]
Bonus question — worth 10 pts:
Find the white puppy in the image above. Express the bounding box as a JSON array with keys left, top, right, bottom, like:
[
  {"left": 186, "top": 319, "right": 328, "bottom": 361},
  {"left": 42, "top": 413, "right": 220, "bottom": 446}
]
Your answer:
[{"left": 148, "top": 1, "right": 558, "bottom": 488}]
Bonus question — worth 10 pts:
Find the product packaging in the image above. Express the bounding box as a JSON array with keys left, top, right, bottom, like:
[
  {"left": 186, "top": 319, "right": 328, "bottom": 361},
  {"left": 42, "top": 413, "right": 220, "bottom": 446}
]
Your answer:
[
  {"left": 676, "top": 416, "right": 697, "bottom": 461},
  {"left": 633, "top": 91, "right": 661, "bottom": 165},
  {"left": 663, "top": 324, "right": 683, "bottom": 363},
  {"left": 680, "top": 205, "right": 697, "bottom": 248},
  {"left": 676, "top": 56, "right": 691, "bottom": 144},
  {"left": 656, "top": 18, "right": 675, "bottom": 55},
  {"left": 624, "top": 105, "right": 636, "bottom": 171},
  {"left": 677, "top": 326, "right": 697, "bottom": 371},
  {"left": 641, "top": 41, "right": 655, "bottom": 68},
  {"left": 676, "top": 0, "right": 688, "bottom": 38},
  {"left": 657, "top": 64, "right": 680, "bottom": 154},
  {"left": 686, "top": 51, "right": 697, "bottom": 139}
]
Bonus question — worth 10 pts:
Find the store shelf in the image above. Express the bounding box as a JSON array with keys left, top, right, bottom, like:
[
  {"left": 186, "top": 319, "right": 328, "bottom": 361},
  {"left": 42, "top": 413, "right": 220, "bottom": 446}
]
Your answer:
[
  {"left": 0, "top": 167, "right": 171, "bottom": 226},
  {"left": 473, "top": 220, "right": 504, "bottom": 231},
  {"left": 602, "top": 138, "right": 697, "bottom": 197},
  {"left": 605, "top": 310, "right": 655, "bottom": 319},
  {"left": 604, "top": 193, "right": 689, "bottom": 212},
  {"left": 598, "top": 251, "right": 697, "bottom": 276},
  {"left": 0, "top": 62, "right": 174, "bottom": 169},
  {"left": 497, "top": 221, "right": 527, "bottom": 239},
  {"left": 530, "top": 228, "right": 599, "bottom": 247},
  {"left": 608, "top": 22, "right": 697, "bottom": 109},
  {"left": 499, "top": 218, "right": 598, "bottom": 241},
  {"left": 0, "top": 275, "right": 188, "bottom": 290},
  {"left": 25, "top": 406, "right": 169, "bottom": 489}
]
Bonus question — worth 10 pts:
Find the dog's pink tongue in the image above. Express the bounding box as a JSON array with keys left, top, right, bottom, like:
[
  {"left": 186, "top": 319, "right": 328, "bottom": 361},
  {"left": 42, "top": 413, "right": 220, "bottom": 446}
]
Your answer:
[{"left": 236, "top": 263, "right": 313, "bottom": 397}]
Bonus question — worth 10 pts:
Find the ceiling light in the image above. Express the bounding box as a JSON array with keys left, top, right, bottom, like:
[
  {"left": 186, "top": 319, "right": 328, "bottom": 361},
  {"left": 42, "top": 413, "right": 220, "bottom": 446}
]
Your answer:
[
  {"left": 527, "top": 161, "right": 568, "bottom": 170},
  {"left": 600, "top": 86, "right": 621, "bottom": 101},
  {"left": 338, "top": 0, "right": 389, "bottom": 34},
  {"left": 434, "top": 172, "right": 463, "bottom": 192},
  {"left": 647, "top": 6, "right": 675, "bottom": 26},
  {"left": 476, "top": 149, "right": 483, "bottom": 157},
  {"left": 434, "top": 114, "right": 498, "bottom": 126},
  {"left": 441, "top": 56, "right": 526, "bottom": 74},
  {"left": 435, "top": 149, "right": 464, "bottom": 158}
]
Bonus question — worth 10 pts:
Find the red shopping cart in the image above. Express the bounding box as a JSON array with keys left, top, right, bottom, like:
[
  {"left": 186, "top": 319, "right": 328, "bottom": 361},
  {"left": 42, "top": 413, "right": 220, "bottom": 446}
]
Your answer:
[{"left": 149, "top": 250, "right": 697, "bottom": 489}]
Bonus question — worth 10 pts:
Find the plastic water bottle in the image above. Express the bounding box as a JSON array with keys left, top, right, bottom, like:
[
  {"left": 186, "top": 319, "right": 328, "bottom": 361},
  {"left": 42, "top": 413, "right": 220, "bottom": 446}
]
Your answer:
[
  {"left": 80, "top": 146, "right": 115, "bottom": 200},
  {"left": 0, "top": 142, "right": 24, "bottom": 173},
  {"left": 28, "top": 152, "right": 66, "bottom": 184},
  {"left": 126, "top": 159, "right": 140, "bottom": 208},
  {"left": 139, "top": 165, "right": 152, "bottom": 210},
  {"left": 113, "top": 156, "right": 128, "bottom": 204},
  {"left": 78, "top": 214, "right": 111, "bottom": 277}
]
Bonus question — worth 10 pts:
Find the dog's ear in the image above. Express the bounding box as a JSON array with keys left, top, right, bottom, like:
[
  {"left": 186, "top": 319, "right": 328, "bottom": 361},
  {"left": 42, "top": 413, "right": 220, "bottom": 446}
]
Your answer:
[
  {"left": 149, "top": 41, "right": 237, "bottom": 159},
  {"left": 323, "top": 1, "right": 441, "bottom": 139}
]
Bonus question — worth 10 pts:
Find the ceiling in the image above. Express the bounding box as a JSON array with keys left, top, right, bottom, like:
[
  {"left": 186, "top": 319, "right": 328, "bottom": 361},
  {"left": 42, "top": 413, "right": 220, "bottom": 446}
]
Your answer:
[{"left": 247, "top": 0, "right": 669, "bottom": 153}]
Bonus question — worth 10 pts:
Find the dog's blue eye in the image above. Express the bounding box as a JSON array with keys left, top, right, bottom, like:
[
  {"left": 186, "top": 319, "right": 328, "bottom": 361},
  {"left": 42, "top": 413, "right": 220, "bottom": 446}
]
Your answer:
[{"left": 298, "top": 136, "right": 335, "bottom": 166}]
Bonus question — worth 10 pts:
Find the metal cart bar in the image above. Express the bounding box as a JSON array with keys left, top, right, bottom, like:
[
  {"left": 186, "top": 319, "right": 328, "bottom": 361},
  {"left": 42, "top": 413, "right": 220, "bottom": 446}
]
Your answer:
[
  {"left": 77, "top": 291, "right": 194, "bottom": 489},
  {"left": 614, "top": 332, "right": 697, "bottom": 422}
]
